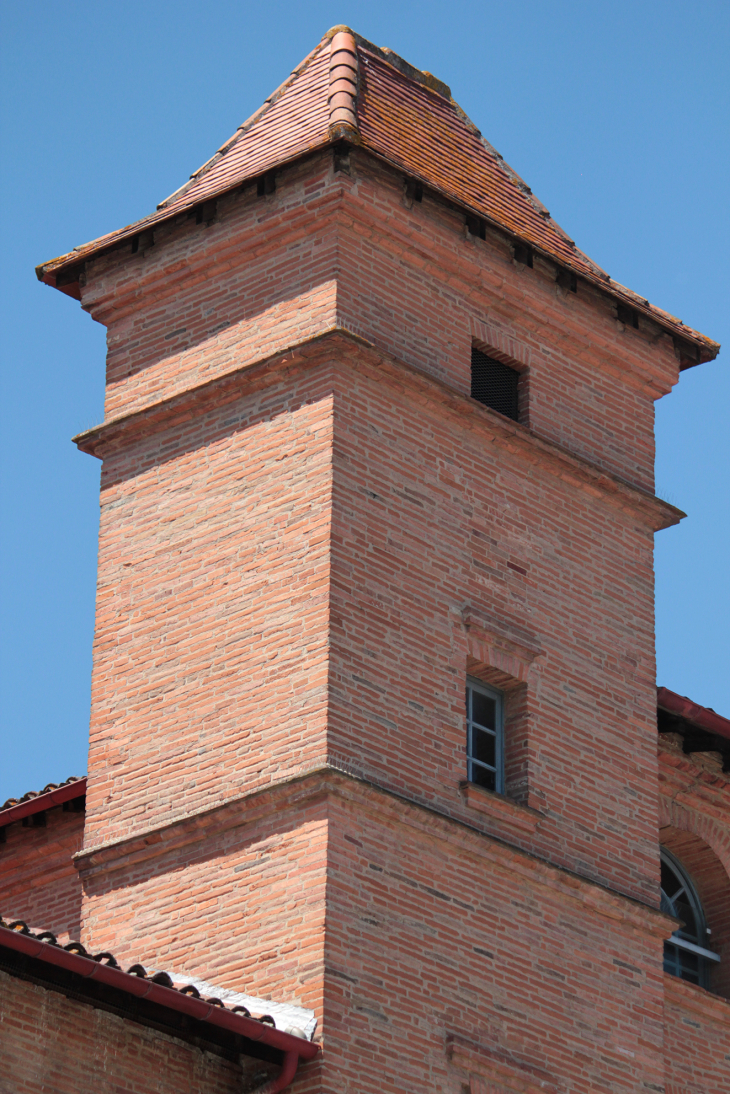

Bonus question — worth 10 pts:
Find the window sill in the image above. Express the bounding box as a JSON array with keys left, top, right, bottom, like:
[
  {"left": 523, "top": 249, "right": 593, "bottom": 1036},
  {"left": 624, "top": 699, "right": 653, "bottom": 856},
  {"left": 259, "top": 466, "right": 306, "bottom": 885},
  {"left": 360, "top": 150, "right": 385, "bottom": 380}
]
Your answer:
[{"left": 459, "top": 781, "right": 544, "bottom": 834}]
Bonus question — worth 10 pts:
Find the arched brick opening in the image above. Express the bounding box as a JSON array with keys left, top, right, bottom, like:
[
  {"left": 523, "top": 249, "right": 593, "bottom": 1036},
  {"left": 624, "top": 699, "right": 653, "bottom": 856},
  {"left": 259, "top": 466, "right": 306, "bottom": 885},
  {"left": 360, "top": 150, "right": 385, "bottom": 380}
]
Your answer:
[{"left": 660, "top": 816, "right": 730, "bottom": 999}]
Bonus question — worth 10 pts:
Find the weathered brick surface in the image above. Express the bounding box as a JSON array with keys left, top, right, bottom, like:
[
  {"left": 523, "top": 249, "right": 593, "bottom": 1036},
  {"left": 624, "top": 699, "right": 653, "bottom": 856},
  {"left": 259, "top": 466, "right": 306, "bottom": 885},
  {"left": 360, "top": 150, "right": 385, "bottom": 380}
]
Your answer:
[
  {"left": 663, "top": 973, "right": 730, "bottom": 1093},
  {"left": 78, "top": 790, "right": 327, "bottom": 1021},
  {"left": 0, "top": 809, "right": 83, "bottom": 942},
  {"left": 81, "top": 152, "right": 677, "bottom": 489},
  {"left": 327, "top": 345, "right": 662, "bottom": 904},
  {"left": 81, "top": 334, "right": 667, "bottom": 902},
  {"left": 83, "top": 156, "right": 340, "bottom": 422},
  {"left": 320, "top": 784, "right": 670, "bottom": 1093},
  {"left": 0, "top": 970, "right": 243, "bottom": 1094},
  {"left": 84, "top": 371, "right": 335, "bottom": 849},
  {"left": 335, "top": 152, "right": 674, "bottom": 493},
  {"left": 13, "top": 135, "right": 724, "bottom": 1091},
  {"left": 72, "top": 774, "right": 678, "bottom": 1093}
]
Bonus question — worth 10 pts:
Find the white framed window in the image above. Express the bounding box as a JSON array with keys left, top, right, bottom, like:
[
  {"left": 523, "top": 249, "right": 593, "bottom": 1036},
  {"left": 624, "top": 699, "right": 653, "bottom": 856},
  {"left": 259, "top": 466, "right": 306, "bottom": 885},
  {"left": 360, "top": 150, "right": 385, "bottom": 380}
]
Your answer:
[
  {"left": 466, "top": 677, "right": 504, "bottom": 793},
  {"left": 661, "top": 847, "right": 720, "bottom": 988}
]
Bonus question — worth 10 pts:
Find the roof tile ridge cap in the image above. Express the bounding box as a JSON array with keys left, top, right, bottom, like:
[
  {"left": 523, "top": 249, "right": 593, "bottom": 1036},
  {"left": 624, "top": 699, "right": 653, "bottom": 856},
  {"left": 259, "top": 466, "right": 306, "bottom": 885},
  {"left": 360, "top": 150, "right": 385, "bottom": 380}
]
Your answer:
[
  {"left": 327, "top": 28, "right": 360, "bottom": 143},
  {"left": 348, "top": 30, "right": 451, "bottom": 99},
  {"left": 157, "top": 37, "right": 329, "bottom": 210}
]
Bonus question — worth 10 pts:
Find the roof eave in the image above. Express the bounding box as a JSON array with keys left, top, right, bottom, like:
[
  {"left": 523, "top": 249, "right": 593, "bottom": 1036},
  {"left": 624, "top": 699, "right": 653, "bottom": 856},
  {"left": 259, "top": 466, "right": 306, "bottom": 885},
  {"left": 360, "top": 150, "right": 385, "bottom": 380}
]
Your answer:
[
  {"left": 657, "top": 686, "right": 730, "bottom": 742},
  {"left": 0, "top": 922, "right": 319, "bottom": 1066},
  {"left": 0, "top": 778, "right": 87, "bottom": 827},
  {"left": 35, "top": 139, "right": 720, "bottom": 366}
]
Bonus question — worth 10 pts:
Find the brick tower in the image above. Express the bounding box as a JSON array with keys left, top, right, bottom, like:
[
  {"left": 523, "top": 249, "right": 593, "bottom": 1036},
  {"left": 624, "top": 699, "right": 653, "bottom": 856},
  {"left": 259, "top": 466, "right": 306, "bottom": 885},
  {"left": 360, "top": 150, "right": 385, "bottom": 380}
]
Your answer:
[{"left": 3, "top": 25, "right": 727, "bottom": 1094}]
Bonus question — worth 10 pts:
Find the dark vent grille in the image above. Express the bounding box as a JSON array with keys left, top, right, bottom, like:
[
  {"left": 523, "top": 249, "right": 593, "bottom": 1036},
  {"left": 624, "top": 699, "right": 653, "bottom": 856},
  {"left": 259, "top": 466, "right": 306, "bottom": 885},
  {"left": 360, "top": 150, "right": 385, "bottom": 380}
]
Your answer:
[{"left": 471, "top": 349, "right": 520, "bottom": 421}]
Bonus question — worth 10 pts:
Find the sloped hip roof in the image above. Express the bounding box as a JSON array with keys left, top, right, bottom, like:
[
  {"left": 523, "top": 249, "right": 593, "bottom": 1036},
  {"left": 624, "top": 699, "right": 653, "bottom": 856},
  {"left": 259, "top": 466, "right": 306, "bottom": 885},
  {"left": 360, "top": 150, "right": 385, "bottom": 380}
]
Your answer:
[{"left": 36, "top": 27, "right": 719, "bottom": 366}]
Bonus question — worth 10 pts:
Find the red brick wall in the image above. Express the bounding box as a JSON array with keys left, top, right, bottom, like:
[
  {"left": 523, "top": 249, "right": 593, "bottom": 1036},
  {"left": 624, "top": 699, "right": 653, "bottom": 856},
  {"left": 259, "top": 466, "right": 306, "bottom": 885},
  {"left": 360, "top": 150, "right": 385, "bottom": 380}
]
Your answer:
[
  {"left": 0, "top": 809, "right": 83, "bottom": 943},
  {"left": 81, "top": 151, "right": 677, "bottom": 489},
  {"left": 327, "top": 343, "right": 661, "bottom": 903},
  {"left": 319, "top": 783, "right": 669, "bottom": 1093},
  {"left": 335, "top": 151, "right": 676, "bottom": 492},
  {"left": 83, "top": 156, "right": 340, "bottom": 421},
  {"left": 57, "top": 138, "right": 723, "bottom": 1094},
  {"left": 80, "top": 332, "right": 666, "bottom": 903},
  {"left": 84, "top": 370, "right": 335, "bottom": 850},
  {"left": 77, "top": 147, "right": 680, "bottom": 878},
  {"left": 0, "top": 970, "right": 250, "bottom": 1094},
  {"left": 74, "top": 775, "right": 675, "bottom": 1093},
  {"left": 78, "top": 790, "right": 327, "bottom": 1022},
  {"left": 663, "top": 972, "right": 730, "bottom": 1093}
]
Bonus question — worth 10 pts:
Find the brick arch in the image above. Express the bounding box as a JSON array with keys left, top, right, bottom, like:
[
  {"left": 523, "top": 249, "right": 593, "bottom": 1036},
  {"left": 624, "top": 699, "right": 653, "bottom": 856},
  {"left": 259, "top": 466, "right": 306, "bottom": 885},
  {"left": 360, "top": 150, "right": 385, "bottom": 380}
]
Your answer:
[
  {"left": 659, "top": 798, "right": 730, "bottom": 880},
  {"left": 660, "top": 799, "right": 730, "bottom": 998}
]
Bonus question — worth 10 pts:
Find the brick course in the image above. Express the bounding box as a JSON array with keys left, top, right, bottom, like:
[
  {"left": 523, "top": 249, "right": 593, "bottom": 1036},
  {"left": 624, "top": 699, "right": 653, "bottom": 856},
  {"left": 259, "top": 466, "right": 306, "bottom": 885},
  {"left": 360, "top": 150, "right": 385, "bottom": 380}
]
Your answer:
[
  {"left": 0, "top": 970, "right": 246, "bottom": 1094},
  {"left": 14, "top": 65, "right": 728, "bottom": 1092},
  {"left": 0, "top": 809, "right": 83, "bottom": 943}
]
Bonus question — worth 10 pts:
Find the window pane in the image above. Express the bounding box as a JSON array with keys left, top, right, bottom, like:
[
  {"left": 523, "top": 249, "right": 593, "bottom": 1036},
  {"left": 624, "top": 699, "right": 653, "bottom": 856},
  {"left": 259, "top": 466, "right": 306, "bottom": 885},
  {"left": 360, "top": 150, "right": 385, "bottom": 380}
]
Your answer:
[
  {"left": 661, "top": 860, "right": 682, "bottom": 902},
  {"left": 471, "top": 727, "right": 496, "bottom": 768},
  {"left": 678, "top": 948, "right": 700, "bottom": 984},
  {"left": 471, "top": 690, "right": 496, "bottom": 730},
  {"left": 674, "top": 893, "right": 700, "bottom": 943},
  {"left": 471, "top": 763, "right": 496, "bottom": 792},
  {"left": 663, "top": 942, "right": 680, "bottom": 977}
]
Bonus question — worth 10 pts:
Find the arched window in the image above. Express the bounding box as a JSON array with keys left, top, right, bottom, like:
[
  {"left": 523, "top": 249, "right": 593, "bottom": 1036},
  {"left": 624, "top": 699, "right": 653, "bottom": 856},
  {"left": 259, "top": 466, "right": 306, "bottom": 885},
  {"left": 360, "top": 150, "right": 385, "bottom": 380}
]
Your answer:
[{"left": 661, "top": 847, "right": 720, "bottom": 988}]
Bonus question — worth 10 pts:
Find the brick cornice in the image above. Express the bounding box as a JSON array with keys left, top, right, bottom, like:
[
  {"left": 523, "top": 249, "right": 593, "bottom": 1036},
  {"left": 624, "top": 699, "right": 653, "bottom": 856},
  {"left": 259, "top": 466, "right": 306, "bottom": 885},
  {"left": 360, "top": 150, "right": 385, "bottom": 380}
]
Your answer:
[
  {"left": 337, "top": 161, "right": 681, "bottom": 398},
  {"left": 74, "top": 764, "right": 675, "bottom": 940},
  {"left": 80, "top": 174, "right": 343, "bottom": 325},
  {"left": 73, "top": 327, "right": 683, "bottom": 532}
]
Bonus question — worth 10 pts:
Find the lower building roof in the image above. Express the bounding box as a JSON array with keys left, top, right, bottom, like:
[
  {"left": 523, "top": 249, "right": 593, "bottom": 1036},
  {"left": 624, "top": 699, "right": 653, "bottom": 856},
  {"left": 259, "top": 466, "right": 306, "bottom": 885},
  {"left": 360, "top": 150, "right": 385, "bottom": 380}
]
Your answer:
[{"left": 0, "top": 917, "right": 319, "bottom": 1069}]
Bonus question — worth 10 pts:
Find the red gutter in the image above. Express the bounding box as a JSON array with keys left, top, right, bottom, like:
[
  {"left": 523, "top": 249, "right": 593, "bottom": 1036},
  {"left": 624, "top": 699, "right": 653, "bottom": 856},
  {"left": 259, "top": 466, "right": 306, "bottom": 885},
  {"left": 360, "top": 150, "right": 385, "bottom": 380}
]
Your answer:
[
  {"left": 657, "top": 687, "right": 730, "bottom": 743},
  {"left": 0, "top": 923, "right": 319, "bottom": 1078},
  {"left": 0, "top": 778, "right": 87, "bottom": 826}
]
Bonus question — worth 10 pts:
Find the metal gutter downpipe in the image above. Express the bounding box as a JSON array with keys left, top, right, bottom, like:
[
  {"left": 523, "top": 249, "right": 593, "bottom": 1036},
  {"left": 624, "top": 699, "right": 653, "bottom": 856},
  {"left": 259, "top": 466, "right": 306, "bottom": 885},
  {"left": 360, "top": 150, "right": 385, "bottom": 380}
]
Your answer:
[{"left": 250, "top": 1048, "right": 300, "bottom": 1093}]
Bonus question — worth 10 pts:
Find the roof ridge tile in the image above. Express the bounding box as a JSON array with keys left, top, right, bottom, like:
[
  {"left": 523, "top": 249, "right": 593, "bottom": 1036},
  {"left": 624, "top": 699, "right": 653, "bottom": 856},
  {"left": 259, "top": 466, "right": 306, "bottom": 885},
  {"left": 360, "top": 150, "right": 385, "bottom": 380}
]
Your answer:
[
  {"left": 35, "top": 27, "right": 719, "bottom": 363},
  {"left": 328, "top": 29, "right": 359, "bottom": 143}
]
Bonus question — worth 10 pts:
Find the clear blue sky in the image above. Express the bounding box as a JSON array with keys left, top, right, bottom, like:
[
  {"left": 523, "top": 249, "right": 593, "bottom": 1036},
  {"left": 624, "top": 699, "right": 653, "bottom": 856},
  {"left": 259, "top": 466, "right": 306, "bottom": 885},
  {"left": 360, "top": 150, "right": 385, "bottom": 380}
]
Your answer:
[{"left": 1, "top": 1, "right": 728, "bottom": 802}]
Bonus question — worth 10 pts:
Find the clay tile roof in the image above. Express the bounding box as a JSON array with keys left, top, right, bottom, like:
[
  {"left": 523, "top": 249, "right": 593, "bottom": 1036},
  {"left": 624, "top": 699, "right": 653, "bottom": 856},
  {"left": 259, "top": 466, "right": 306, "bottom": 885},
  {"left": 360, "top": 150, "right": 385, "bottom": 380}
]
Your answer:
[
  {"left": 0, "top": 916, "right": 319, "bottom": 1066},
  {"left": 0, "top": 915, "right": 273, "bottom": 1020},
  {"left": 36, "top": 27, "right": 719, "bottom": 366},
  {"left": 0, "top": 776, "right": 86, "bottom": 825}
]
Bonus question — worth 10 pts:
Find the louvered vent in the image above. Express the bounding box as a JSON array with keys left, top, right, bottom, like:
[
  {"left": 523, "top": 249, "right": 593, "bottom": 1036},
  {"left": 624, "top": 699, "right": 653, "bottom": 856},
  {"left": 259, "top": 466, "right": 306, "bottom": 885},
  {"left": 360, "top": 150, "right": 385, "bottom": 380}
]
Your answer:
[{"left": 471, "top": 348, "right": 520, "bottom": 421}]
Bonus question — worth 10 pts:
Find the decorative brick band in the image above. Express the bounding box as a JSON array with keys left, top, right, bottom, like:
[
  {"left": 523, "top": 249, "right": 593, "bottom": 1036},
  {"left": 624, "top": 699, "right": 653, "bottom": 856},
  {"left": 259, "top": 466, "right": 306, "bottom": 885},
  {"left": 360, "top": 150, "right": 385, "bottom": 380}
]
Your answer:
[{"left": 328, "top": 28, "right": 359, "bottom": 142}]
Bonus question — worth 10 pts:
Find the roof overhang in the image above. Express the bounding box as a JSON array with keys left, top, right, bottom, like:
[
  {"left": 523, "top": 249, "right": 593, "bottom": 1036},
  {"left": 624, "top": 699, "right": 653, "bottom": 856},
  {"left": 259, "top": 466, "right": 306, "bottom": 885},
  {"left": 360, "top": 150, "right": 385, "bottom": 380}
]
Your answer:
[
  {"left": 35, "top": 151, "right": 718, "bottom": 370},
  {"left": 0, "top": 777, "right": 86, "bottom": 836},
  {"left": 657, "top": 686, "right": 730, "bottom": 771},
  {"left": 0, "top": 921, "right": 319, "bottom": 1070}
]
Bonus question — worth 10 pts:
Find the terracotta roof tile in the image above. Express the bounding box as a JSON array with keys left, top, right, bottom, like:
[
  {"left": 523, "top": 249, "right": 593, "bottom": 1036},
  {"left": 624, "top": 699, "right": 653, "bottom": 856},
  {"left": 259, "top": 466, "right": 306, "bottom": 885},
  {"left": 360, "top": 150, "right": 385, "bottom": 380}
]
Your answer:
[
  {"left": 0, "top": 915, "right": 275, "bottom": 1022},
  {"left": 36, "top": 28, "right": 719, "bottom": 364},
  {"left": 358, "top": 49, "right": 589, "bottom": 271},
  {"left": 1, "top": 776, "right": 85, "bottom": 817},
  {"left": 0, "top": 916, "right": 319, "bottom": 1066}
]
